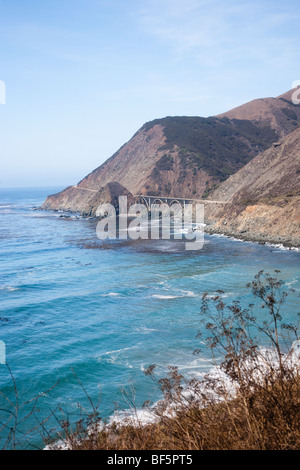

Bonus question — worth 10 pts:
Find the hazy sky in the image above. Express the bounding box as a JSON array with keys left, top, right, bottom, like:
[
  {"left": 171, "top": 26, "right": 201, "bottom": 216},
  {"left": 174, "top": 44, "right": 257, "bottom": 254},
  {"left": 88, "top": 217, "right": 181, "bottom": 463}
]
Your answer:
[{"left": 0, "top": 0, "right": 299, "bottom": 187}]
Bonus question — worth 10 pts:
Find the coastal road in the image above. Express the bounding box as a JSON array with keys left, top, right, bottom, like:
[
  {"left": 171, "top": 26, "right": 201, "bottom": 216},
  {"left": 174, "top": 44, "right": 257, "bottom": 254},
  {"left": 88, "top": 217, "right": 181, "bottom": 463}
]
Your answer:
[{"left": 71, "top": 186, "right": 229, "bottom": 205}]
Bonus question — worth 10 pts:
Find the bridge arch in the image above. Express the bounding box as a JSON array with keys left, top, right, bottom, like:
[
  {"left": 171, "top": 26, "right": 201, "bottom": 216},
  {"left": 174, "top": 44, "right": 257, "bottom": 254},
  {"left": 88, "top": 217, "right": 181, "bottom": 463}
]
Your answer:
[
  {"left": 134, "top": 196, "right": 150, "bottom": 211},
  {"left": 169, "top": 199, "right": 182, "bottom": 207},
  {"left": 152, "top": 198, "right": 164, "bottom": 206},
  {"left": 150, "top": 198, "right": 165, "bottom": 211}
]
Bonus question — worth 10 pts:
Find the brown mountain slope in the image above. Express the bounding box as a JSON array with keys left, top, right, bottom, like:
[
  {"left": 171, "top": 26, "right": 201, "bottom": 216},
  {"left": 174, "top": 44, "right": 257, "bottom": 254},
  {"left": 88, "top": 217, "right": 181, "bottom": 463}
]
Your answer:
[
  {"left": 206, "top": 126, "right": 300, "bottom": 246},
  {"left": 42, "top": 89, "right": 300, "bottom": 215},
  {"left": 42, "top": 182, "right": 134, "bottom": 216},
  {"left": 217, "top": 88, "right": 300, "bottom": 137},
  {"left": 42, "top": 116, "right": 278, "bottom": 213},
  {"left": 42, "top": 123, "right": 167, "bottom": 212}
]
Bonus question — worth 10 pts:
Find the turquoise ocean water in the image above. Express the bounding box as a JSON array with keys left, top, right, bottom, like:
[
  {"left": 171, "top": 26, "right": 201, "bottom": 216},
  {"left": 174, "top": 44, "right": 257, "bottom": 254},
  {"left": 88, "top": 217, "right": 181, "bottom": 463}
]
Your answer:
[{"left": 0, "top": 187, "right": 299, "bottom": 448}]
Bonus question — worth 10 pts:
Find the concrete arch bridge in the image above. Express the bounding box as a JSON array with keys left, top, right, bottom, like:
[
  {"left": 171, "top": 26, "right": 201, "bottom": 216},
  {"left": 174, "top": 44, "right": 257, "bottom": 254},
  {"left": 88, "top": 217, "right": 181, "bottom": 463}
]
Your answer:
[{"left": 133, "top": 195, "right": 226, "bottom": 211}]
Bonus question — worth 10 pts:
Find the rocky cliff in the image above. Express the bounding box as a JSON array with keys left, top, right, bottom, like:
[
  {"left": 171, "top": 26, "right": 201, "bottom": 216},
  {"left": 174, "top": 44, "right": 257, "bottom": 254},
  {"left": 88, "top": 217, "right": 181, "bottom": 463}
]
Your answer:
[
  {"left": 42, "top": 88, "right": 300, "bottom": 241},
  {"left": 43, "top": 114, "right": 279, "bottom": 213},
  {"left": 42, "top": 182, "right": 134, "bottom": 216},
  {"left": 205, "top": 126, "right": 300, "bottom": 247}
]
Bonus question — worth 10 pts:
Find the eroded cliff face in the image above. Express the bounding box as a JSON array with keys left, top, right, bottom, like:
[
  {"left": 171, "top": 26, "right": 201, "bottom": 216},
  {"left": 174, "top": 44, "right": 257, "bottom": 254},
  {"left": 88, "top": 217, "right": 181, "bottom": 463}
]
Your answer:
[
  {"left": 206, "top": 198, "right": 300, "bottom": 247},
  {"left": 42, "top": 182, "right": 134, "bottom": 216},
  {"left": 206, "top": 127, "right": 300, "bottom": 246}
]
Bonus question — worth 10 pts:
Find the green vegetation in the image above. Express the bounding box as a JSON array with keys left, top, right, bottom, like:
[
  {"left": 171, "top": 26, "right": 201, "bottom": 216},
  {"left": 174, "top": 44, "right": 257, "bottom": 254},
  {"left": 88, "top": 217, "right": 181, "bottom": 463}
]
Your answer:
[
  {"left": 154, "top": 154, "right": 174, "bottom": 171},
  {"left": 143, "top": 116, "right": 277, "bottom": 183},
  {"left": 281, "top": 107, "right": 298, "bottom": 121}
]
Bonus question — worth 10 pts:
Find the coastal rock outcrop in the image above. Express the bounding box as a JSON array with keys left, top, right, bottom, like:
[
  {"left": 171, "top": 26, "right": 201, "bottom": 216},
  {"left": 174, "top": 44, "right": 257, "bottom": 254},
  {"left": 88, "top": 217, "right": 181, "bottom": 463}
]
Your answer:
[
  {"left": 42, "top": 181, "right": 134, "bottom": 216},
  {"left": 42, "top": 88, "right": 300, "bottom": 246},
  {"left": 206, "top": 126, "right": 300, "bottom": 246}
]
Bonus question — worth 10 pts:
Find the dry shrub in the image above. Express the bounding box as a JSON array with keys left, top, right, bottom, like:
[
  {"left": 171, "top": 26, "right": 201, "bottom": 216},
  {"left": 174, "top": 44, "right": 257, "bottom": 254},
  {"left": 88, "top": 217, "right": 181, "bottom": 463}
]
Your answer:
[
  {"left": 73, "top": 270, "right": 300, "bottom": 450},
  {"left": 1, "top": 271, "right": 299, "bottom": 450}
]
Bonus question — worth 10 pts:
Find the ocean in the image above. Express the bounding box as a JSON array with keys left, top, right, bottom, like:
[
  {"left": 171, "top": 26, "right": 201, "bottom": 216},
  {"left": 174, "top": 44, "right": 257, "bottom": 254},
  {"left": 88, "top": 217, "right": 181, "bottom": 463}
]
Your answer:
[{"left": 0, "top": 187, "right": 299, "bottom": 449}]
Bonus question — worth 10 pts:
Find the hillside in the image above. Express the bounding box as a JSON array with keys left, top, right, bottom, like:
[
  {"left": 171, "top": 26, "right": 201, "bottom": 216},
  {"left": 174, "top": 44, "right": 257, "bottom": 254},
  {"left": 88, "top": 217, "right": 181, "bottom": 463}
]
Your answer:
[
  {"left": 42, "top": 88, "right": 300, "bottom": 216},
  {"left": 141, "top": 116, "right": 276, "bottom": 196},
  {"left": 217, "top": 88, "right": 300, "bottom": 137},
  {"left": 42, "top": 182, "right": 134, "bottom": 216},
  {"left": 205, "top": 126, "right": 300, "bottom": 246}
]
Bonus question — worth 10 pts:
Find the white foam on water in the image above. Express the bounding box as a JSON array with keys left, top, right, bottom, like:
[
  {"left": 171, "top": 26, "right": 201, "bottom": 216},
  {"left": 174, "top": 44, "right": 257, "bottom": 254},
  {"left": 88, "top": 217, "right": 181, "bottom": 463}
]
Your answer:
[
  {"left": 209, "top": 233, "right": 300, "bottom": 251},
  {"left": 150, "top": 289, "right": 198, "bottom": 300},
  {"left": 151, "top": 294, "right": 180, "bottom": 299},
  {"left": 179, "top": 290, "right": 198, "bottom": 297},
  {"left": 44, "top": 439, "right": 72, "bottom": 451},
  {"left": 135, "top": 326, "right": 159, "bottom": 334},
  {"left": 96, "top": 344, "right": 141, "bottom": 365},
  {"left": 0, "top": 285, "right": 19, "bottom": 292},
  {"left": 101, "top": 292, "right": 121, "bottom": 297},
  {"left": 266, "top": 242, "right": 300, "bottom": 252},
  {"left": 45, "top": 344, "right": 300, "bottom": 450},
  {"left": 97, "top": 346, "right": 134, "bottom": 358}
]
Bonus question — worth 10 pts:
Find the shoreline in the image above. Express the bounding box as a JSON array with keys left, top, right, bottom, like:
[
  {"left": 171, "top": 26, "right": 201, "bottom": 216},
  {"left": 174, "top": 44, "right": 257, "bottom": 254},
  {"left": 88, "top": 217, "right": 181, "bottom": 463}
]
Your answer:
[
  {"left": 204, "top": 225, "right": 300, "bottom": 250},
  {"left": 39, "top": 206, "right": 300, "bottom": 250}
]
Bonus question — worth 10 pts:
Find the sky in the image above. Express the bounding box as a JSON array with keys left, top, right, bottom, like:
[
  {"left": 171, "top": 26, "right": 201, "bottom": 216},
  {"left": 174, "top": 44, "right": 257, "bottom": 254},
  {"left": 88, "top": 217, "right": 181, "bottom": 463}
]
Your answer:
[{"left": 0, "top": 0, "right": 299, "bottom": 187}]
